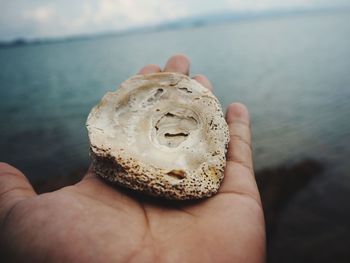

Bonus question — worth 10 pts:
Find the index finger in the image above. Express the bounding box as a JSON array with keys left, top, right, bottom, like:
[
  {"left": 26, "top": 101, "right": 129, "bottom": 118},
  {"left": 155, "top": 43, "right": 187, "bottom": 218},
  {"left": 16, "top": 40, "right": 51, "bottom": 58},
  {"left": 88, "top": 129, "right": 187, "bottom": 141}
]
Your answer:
[{"left": 138, "top": 64, "right": 161, "bottom": 74}]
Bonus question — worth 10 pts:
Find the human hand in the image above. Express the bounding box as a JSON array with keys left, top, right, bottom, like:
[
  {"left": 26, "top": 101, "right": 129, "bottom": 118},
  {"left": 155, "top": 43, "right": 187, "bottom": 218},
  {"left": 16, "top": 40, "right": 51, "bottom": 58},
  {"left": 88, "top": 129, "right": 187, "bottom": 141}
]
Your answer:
[{"left": 0, "top": 55, "right": 265, "bottom": 262}]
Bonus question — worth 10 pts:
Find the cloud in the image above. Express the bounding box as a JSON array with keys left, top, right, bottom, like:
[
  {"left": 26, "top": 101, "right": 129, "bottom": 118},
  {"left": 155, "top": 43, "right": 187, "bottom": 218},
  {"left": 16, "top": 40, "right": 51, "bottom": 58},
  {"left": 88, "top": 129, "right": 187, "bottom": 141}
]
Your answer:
[
  {"left": 13, "top": 0, "right": 190, "bottom": 38},
  {"left": 225, "top": 0, "right": 348, "bottom": 10},
  {"left": 23, "top": 5, "right": 56, "bottom": 23},
  {"left": 0, "top": 0, "right": 348, "bottom": 40},
  {"left": 82, "top": 0, "right": 189, "bottom": 29}
]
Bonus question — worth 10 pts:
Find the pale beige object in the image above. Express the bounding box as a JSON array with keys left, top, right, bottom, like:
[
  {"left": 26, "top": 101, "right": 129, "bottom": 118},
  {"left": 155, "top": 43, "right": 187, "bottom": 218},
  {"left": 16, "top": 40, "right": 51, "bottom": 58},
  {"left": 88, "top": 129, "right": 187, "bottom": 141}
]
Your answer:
[{"left": 86, "top": 72, "right": 229, "bottom": 200}]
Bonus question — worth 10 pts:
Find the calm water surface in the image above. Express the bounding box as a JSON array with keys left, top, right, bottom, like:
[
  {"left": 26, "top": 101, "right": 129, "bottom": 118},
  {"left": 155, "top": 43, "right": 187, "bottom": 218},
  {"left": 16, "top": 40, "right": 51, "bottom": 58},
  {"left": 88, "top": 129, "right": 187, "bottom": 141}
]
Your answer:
[{"left": 1, "top": 12, "right": 350, "bottom": 262}]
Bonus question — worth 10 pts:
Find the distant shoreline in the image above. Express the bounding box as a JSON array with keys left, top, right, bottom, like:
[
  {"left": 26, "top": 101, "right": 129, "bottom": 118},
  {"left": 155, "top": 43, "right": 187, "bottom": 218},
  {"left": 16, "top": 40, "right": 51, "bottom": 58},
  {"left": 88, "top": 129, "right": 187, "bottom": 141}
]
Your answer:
[{"left": 1, "top": 6, "right": 349, "bottom": 49}]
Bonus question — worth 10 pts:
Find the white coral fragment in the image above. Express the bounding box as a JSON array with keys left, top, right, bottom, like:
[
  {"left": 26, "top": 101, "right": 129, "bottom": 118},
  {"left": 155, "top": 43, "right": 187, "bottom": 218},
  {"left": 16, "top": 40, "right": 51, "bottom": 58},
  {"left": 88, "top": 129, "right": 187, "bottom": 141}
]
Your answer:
[{"left": 86, "top": 72, "right": 229, "bottom": 200}]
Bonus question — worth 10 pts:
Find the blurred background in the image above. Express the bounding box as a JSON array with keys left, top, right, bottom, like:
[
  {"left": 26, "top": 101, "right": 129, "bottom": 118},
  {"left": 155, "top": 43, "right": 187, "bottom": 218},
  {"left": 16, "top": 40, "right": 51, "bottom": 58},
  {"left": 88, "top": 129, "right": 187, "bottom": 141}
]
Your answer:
[{"left": 1, "top": 0, "right": 350, "bottom": 262}]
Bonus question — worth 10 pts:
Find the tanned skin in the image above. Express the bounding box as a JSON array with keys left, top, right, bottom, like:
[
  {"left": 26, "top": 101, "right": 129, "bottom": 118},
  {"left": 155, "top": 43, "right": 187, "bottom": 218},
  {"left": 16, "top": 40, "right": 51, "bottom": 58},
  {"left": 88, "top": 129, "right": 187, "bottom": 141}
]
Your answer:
[{"left": 0, "top": 55, "right": 265, "bottom": 262}]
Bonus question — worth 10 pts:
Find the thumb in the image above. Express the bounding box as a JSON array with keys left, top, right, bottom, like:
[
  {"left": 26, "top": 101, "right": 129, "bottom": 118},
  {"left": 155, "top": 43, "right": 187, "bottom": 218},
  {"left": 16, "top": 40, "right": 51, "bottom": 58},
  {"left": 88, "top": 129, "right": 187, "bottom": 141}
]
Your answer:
[{"left": 0, "top": 162, "right": 36, "bottom": 221}]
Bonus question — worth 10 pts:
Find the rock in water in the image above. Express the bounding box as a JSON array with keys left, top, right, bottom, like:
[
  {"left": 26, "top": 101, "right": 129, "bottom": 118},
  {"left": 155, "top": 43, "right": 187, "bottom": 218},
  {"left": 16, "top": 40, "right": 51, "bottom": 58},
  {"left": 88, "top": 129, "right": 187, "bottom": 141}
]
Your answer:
[{"left": 86, "top": 72, "right": 229, "bottom": 200}]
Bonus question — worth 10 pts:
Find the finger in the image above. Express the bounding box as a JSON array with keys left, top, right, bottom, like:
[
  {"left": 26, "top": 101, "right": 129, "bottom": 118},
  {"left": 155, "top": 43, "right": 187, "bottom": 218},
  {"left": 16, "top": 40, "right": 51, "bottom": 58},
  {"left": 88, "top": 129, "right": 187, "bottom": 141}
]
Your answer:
[
  {"left": 226, "top": 103, "right": 253, "bottom": 172},
  {"left": 219, "top": 103, "right": 260, "bottom": 203},
  {"left": 192, "top": 74, "right": 213, "bottom": 91},
  {"left": 163, "top": 54, "right": 190, "bottom": 75},
  {"left": 138, "top": 64, "right": 162, "bottom": 74},
  {"left": 0, "top": 163, "right": 36, "bottom": 220}
]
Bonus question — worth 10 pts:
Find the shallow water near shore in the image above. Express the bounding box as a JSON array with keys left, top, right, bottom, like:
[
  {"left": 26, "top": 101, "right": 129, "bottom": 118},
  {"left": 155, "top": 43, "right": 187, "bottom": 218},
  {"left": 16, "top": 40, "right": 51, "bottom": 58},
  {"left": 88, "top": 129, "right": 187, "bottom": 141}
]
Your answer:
[{"left": 1, "top": 12, "right": 350, "bottom": 262}]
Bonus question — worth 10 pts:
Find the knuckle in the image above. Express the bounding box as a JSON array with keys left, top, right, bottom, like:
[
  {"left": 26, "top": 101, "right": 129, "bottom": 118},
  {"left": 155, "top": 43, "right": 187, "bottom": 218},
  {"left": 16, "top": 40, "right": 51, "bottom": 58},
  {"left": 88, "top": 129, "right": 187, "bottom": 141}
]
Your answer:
[{"left": 230, "top": 133, "right": 252, "bottom": 150}]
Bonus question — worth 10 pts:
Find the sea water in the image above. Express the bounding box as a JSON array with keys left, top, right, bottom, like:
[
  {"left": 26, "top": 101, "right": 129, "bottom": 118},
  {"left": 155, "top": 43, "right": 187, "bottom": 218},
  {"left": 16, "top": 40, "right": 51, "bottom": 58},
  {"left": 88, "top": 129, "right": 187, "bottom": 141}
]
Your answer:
[{"left": 1, "top": 12, "right": 350, "bottom": 262}]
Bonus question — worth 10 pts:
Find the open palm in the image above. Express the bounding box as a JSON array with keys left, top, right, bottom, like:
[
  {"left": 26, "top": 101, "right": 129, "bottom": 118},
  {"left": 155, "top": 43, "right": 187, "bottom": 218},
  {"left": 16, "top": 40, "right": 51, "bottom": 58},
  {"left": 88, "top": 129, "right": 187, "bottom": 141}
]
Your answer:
[{"left": 0, "top": 55, "right": 265, "bottom": 262}]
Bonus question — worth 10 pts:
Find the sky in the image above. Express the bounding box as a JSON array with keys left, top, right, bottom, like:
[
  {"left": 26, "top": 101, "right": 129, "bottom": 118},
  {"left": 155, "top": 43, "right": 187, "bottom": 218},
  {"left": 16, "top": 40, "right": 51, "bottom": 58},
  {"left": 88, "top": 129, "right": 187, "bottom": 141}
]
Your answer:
[{"left": 0, "top": 0, "right": 349, "bottom": 40}]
